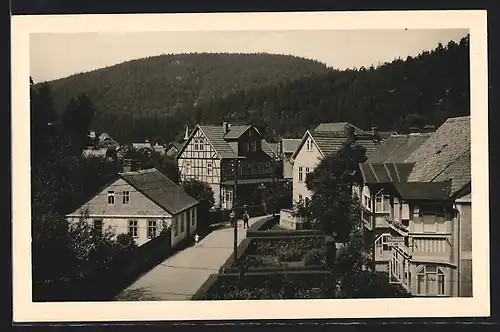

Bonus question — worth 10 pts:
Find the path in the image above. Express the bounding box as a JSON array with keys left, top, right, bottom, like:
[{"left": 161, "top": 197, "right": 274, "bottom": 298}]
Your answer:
[{"left": 114, "top": 215, "right": 268, "bottom": 301}]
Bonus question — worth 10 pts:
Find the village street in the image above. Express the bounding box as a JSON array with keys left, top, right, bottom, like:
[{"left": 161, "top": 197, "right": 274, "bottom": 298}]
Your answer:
[{"left": 114, "top": 216, "right": 267, "bottom": 301}]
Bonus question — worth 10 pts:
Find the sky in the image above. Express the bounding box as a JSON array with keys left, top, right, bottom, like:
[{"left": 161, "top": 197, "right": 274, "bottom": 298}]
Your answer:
[{"left": 30, "top": 29, "right": 468, "bottom": 83}]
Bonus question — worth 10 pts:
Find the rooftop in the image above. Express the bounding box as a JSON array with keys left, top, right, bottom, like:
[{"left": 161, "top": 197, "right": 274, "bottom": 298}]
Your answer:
[{"left": 119, "top": 168, "right": 198, "bottom": 215}]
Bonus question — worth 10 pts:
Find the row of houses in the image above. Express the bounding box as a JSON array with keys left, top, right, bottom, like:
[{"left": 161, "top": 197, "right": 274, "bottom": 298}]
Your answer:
[
  {"left": 278, "top": 117, "right": 471, "bottom": 298},
  {"left": 68, "top": 116, "right": 471, "bottom": 299}
]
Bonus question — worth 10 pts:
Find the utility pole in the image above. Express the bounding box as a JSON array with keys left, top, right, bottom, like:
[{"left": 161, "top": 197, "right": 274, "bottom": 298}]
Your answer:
[{"left": 233, "top": 158, "right": 239, "bottom": 266}]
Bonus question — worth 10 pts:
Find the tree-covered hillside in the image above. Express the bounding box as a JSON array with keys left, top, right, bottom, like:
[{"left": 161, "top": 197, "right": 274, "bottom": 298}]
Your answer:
[
  {"left": 193, "top": 35, "right": 470, "bottom": 139},
  {"left": 43, "top": 53, "right": 330, "bottom": 116},
  {"left": 41, "top": 35, "right": 470, "bottom": 143}
]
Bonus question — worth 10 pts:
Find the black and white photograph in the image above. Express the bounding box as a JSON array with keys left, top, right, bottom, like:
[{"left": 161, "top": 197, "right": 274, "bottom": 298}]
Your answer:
[{"left": 11, "top": 10, "right": 489, "bottom": 322}]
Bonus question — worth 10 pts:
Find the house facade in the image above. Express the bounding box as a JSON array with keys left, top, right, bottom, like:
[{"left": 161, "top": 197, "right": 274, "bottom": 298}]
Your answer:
[
  {"left": 357, "top": 116, "right": 471, "bottom": 297},
  {"left": 66, "top": 168, "right": 199, "bottom": 247},
  {"left": 176, "top": 122, "right": 280, "bottom": 210},
  {"left": 279, "top": 122, "right": 384, "bottom": 230},
  {"left": 290, "top": 122, "right": 383, "bottom": 203}
]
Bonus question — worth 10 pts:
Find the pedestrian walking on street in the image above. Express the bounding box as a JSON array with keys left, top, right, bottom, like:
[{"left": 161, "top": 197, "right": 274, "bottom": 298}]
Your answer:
[
  {"left": 243, "top": 208, "right": 250, "bottom": 229},
  {"left": 229, "top": 209, "right": 236, "bottom": 227},
  {"left": 194, "top": 233, "right": 199, "bottom": 246}
]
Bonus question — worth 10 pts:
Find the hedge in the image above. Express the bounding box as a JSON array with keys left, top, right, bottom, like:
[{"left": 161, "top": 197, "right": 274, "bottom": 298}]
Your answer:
[
  {"left": 192, "top": 270, "right": 337, "bottom": 300},
  {"left": 219, "top": 235, "right": 328, "bottom": 273}
]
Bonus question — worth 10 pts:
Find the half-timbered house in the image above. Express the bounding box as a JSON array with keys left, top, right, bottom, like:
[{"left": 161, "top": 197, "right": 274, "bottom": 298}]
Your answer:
[{"left": 176, "top": 122, "right": 280, "bottom": 210}]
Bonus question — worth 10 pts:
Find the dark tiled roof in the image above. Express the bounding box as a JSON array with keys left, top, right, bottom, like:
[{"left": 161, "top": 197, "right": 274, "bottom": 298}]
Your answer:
[
  {"left": 406, "top": 116, "right": 470, "bottom": 196},
  {"left": 282, "top": 138, "right": 301, "bottom": 154},
  {"left": 120, "top": 168, "right": 198, "bottom": 215},
  {"left": 223, "top": 125, "right": 252, "bottom": 139},
  {"left": 198, "top": 125, "right": 239, "bottom": 158},
  {"left": 310, "top": 132, "right": 383, "bottom": 158},
  {"left": 263, "top": 141, "right": 280, "bottom": 157},
  {"left": 366, "top": 133, "right": 432, "bottom": 163},
  {"left": 392, "top": 181, "right": 452, "bottom": 201},
  {"left": 314, "top": 122, "right": 363, "bottom": 134},
  {"left": 314, "top": 122, "right": 364, "bottom": 134},
  {"left": 197, "top": 125, "right": 274, "bottom": 159},
  {"left": 433, "top": 149, "right": 471, "bottom": 195},
  {"left": 359, "top": 162, "right": 415, "bottom": 184}
]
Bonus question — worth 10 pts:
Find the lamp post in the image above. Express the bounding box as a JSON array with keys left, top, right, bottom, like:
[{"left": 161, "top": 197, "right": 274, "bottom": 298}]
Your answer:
[{"left": 233, "top": 158, "right": 239, "bottom": 266}]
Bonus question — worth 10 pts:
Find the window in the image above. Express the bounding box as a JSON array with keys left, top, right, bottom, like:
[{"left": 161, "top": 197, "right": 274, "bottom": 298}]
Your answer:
[
  {"left": 180, "top": 213, "right": 185, "bottom": 233},
  {"left": 185, "top": 161, "right": 191, "bottom": 175},
  {"left": 199, "top": 138, "right": 204, "bottom": 150},
  {"left": 298, "top": 166, "right": 304, "bottom": 182},
  {"left": 122, "top": 191, "right": 130, "bottom": 204},
  {"left": 364, "top": 195, "right": 371, "bottom": 210},
  {"left": 128, "top": 220, "right": 138, "bottom": 238},
  {"left": 207, "top": 163, "right": 212, "bottom": 176},
  {"left": 147, "top": 220, "right": 157, "bottom": 239},
  {"left": 247, "top": 161, "right": 254, "bottom": 175},
  {"left": 248, "top": 130, "right": 253, "bottom": 136},
  {"left": 298, "top": 194, "right": 303, "bottom": 202},
  {"left": 306, "top": 138, "right": 312, "bottom": 151},
  {"left": 416, "top": 265, "right": 446, "bottom": 296},
  {"left": 93, "top": 219, "right": 103, "bottom": 234},
  {"left": 375, "top": 192, "right": 390, "bottom": 212},
  {"left": 265, "top": 161, "right": 271, "bottom": 174},
  {"left": 257, "top": 162, "right": 263, "bottom": 175},
  {"left": 419, "top": 206, "right": 447, "bottom": 233},
  {"left": 108, "top": 191, "right": 115, "bottom": 204},
  {"left": 190, "top": 209, "right": 195, "bottom": 226},
  {"left": 194, "top": 139, "right": 199, "bottom": 151},
  {"left": 251, "top": 141, "right": 257, "bottom": 151},
  {"left": 375, "top": 234, "right": 391, "bottom": 251}
]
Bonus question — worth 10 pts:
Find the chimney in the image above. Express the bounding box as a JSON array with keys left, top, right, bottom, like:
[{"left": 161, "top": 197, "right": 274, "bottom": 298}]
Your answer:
[
  {"left": 223, "top": 121, "right": 230, "bottom": 135},
  {"left": 409, "top": 126, "right": 420, "bottom": 134},
  {"left": 372, "top": 126, "right": 380, "bottom": 142},
  {"left": 184, "top": 125, "right": 189, "bottom": 140},
  {"left": 423, "top": 124, "right": 436, "bottom": 133}
]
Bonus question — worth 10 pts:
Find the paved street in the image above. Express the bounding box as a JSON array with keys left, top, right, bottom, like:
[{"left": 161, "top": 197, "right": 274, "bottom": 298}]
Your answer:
[{"left": 114, "top": 215, "right": 268, "bottom": 301}]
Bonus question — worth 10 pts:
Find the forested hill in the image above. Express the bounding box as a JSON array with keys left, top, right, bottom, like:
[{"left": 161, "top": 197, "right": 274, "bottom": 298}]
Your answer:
[
  {"left": 42, "top": 52, "right": 330, "bottom": 118},
  {"left": 192, "top": 35, "right": 470, "bottom": 139},
  {"left": 40, "top": 36, "right": 470, "bottom": 144}
]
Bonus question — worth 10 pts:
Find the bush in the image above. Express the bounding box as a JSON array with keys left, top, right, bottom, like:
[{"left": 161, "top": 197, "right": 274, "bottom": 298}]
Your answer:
[
  {"left": 341, "top": 271, "right": 412, "bottom": 298},
  {"left": 304, "top": 247, "right": 326, "bottom": 266}
]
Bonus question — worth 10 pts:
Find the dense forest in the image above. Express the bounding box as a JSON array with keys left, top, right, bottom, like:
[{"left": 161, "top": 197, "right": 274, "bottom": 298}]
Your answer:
[{"left": 39, "top": 35, "right": 470, "bottom": 143}]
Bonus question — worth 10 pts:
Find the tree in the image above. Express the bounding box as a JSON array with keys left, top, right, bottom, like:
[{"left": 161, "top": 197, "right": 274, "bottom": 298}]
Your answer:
[
  {"left": 294, "top": 143, "right": 367, "bottom": 243},
  {"left": 181, "top": 179, "right": 215, "bottom": 232},
  {"left": 158, "top": 155, "right": 181, "bottom": 184}
]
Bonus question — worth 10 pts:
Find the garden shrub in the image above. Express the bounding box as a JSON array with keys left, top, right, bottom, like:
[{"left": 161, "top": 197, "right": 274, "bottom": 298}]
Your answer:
[{"left": 304, "top": 247, "right": 326, "bottom": 266}]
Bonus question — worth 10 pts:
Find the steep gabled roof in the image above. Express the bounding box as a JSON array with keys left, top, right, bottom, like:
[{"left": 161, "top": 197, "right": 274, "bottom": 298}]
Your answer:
[
  {"left": 366, "top": 133, "right": 432, "bottom": 163},
  {"left": 263, "top": 141, "right": 280, "bottom": 158},
  {"left": 405, "top": 116, "right": 470, "bottom": 196},
  {"left": 180, "top": 124, "right": 274, "bottom": 159},
  {"left": 119, "top": 168, "right": 198, "bottom": 215},
  {"left": 223, "top": 125, "right": 252, "bottom": 139},
  {"left": 291, "top": 130, "right": 383, "bottom": 160},
  {"left": 282, "top": 138, "right": 302, "bottom": 154},
  {"left": 314, "top": 122, "right": 364, "bottom": 134},
  {"left": 198, "top": 125, "right": 240, "bottom": 158}
]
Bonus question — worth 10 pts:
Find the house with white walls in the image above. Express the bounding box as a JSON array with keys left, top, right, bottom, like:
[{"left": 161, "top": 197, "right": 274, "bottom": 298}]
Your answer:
[
  {"left": 66, "top": 168, "right": 199, "bottom": 247},
  {"left": 357, "top": 116, "right": 471, "bottom": 297},
  {"left": 279, "top": 122, "right": 385, "bottom": 230}
]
